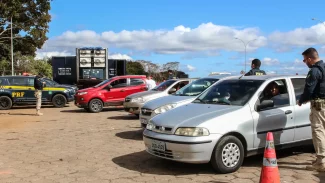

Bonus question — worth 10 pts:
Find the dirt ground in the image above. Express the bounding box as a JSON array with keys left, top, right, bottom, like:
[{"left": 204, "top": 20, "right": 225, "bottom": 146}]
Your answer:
[{"left": 0, "top": 104, "right": 324, "bottom": 183}]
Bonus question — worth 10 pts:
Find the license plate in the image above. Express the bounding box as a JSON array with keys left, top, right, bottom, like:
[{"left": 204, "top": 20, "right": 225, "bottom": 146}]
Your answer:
[
  {"left": 151, "top": 140, "right": 166, "bottom": 151},
  {"left": 140, "top": 118, "right": 148, "bottom": 124},
  {"left": 129, "top": 108, "right": 134, "bottom": 112}
]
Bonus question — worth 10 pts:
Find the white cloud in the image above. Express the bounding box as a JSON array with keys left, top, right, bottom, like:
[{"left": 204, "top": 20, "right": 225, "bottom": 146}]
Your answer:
[
  {"left": 35, "top": 51, "right": 72, "bottom": 59},
  {"left": 107, "top": 53, "right": 132, "bottom": 60},
  {"left": 262, "top": 57, "right": 280, "bottom": 66},
  {"left": 268, "top": 22, "right": 325, "bottom": 50},
  {"left": 35, "top": 50, "right": 132, "bottom": 60},
  {"left": 38, "top": 22, "right": 267, "bottom": 55},
  {"left": 180, "top": 64, "right": 196, "bottom": 72}
]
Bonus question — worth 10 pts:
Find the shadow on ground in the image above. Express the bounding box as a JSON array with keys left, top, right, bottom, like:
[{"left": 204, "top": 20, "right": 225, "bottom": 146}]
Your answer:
[
  {"left": 61, "top": 108, "right": 124, "bottom": 113},
  {"left": 112, "top": 145, "right": 317, "bottom": 176},
  {"left": 115, "top": 129, "right": 144, "bottom": 141},
  {"left": 107, "top": 114, "right": 139, "bottom": 120}
]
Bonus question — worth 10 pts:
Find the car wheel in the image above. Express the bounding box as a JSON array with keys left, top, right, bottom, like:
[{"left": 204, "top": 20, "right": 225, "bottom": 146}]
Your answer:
[
  {"left": 88, "top": 99, "right": 103, "bottom": 113},
  {"left": 211, "top": 135, "right": 244, "bottom": 174},
  {"left": 84, "top": 108, "right": 91, "bottom": 112},
  {"left": 0, "top": 96, "right": 13, "bottom": 110},
  {"left": 52, "top": 94, "right": 67, "bottom": 108}
]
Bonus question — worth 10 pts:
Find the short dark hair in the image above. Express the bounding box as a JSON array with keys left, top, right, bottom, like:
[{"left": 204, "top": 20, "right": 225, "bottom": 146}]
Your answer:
[
  {"left": 302, "top": 47, "right": 319, "bottom": 59},
  {"left": 252, "top": 59, "right": 261, "bottom": 68},
  {"left": 168, "top": 70, "right": 172, "bottom": 73}
]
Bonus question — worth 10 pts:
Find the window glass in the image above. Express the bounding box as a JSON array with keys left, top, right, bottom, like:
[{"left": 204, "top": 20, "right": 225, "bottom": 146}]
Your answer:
[
  {"left": 130, "top": 78, "right": 145, "bottom": 86},
  {"left": 151, "top": 80, "right": 177, "bottom": 91},
  {"left": 111, "top": 79, "right": 127, "bottom": 88},
  {"left": 11, "top": 78, "right": 27, "bottom": 86},
  {"left": 259, "top": 79, "right": 290, "bottom": 108},
  {"left": 175, "top": 78, "right": 219, "bottom": 96},
  {"left": 291, "top": 78, "right": 305, "bottom": 102}
]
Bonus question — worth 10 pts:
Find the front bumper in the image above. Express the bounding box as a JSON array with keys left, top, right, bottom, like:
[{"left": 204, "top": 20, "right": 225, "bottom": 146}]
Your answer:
[
  {"left": 139, "top": 111, "right": 158, "bottom": 128},
  {"left": 74, "top": 96, "right": 88, "bottom": 108},
  {"left": 143, "top": 129, "right": 221, "bottom": 163},
  {"left": 123, "top": 101, "right": 144, "bottom": 114}
]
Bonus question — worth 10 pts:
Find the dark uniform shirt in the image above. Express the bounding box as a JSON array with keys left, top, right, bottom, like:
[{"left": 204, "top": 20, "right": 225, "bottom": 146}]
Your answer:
[
  {"left": 299, "top": 60, "right": 325, "bottom": 104},
  {"left": 244, "top": 68, "right": 266, "bottom": 76},
  {"left": 34, "top": 76, "right": 44, "bottom": 90}
]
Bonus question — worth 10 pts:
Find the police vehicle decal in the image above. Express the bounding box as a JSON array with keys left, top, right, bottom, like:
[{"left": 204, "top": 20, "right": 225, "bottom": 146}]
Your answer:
[{"left": 12, "top": 92, "right": 25, "bottom": 97}]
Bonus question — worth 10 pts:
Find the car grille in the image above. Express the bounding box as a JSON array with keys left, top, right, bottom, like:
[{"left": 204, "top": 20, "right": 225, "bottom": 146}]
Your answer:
[
  {"left": 141, "top": 108, "right": 152, "bottom": 116},
  {"left": 149, "top": 124, "right": 173, "bottom": 134},
  {"left": 125, "top": 98, "right": 131, "bottom": 102},
  {"left": 147, "top": 148, "right": 181, "bottom": 159}
]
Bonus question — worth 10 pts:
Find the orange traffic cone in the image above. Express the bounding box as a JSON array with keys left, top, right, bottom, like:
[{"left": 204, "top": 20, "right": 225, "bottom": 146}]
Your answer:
[{"left": 259, "top": 132, "right": 280, "bottom": 183}]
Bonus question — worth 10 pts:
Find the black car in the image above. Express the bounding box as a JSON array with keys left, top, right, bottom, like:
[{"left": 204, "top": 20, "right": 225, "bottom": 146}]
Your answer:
[{"left": 0, "top": 76, "right": 75, "bottom": 110}]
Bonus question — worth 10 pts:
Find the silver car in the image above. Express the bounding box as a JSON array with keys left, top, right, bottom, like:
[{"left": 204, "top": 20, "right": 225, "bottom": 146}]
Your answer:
[
  {"left": 143, "top": 75, "right": 310, "bottom": 173},
  {"left": 139, "top": 75, "right": 233, "bottom": 128},
  {"left": 123, "top": 79, "right": 196, "bottom": 117}
]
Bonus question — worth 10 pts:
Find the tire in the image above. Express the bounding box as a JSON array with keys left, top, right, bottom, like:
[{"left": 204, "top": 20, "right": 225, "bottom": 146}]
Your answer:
[
  {"left": 0, "top": 96, "right": 13, "bottom": 110},
  {"left": 211, "top": 135, "right": 244, "bottom": 174},
  {"left": 52, "top": 94, "right": 67, "bottom": 108},
  {"left": 84, "top": 108, "right": 91, "bottom": 112},
  {"left": 88, "top": 99, "right": 103, "bottom": 113}
]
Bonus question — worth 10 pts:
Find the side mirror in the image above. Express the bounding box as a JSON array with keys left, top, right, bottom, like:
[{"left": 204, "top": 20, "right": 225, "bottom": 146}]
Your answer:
[
  {"left": 169, "top": 88, "right": 177, "bottom": 94},
  {"left": 105, "top": 85, "right": 112, "bottom": 91},
  {"left": 256, "top": 100, "right": 274, "bottom": 111}
]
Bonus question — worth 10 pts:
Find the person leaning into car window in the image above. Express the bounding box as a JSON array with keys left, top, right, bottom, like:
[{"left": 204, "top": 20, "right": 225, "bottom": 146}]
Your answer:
[
  {"left": 244, "top": 58, "right": 266, "bottom": 76},
  {"left": 34, "top": 73, "right": 46, "bottom": 116}
]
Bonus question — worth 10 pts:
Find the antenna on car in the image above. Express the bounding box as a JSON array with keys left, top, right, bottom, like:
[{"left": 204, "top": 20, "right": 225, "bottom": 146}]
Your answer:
[{"left": 238, "top": 74, "right": 244, "bottom": 79}]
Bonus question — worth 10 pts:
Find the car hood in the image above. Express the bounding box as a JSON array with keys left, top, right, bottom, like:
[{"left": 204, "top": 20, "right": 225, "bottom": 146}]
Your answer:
[
  {"left": 151, "top": 103, "right": 241, "bottom": 127},
  {"left": 77, "top": 87, "right": 98, "bottom": 93},
  {"left": 127, "top": 90, "right": 162, "bottom": 98},
  {"left": 143, "top": 95, "right": 195, "bottom": 110}
]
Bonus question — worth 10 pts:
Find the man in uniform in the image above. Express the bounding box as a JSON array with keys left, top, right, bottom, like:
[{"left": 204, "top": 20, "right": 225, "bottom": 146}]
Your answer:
[
  {"left": 168, "top": 70, "right": 174, "bottom": 80},
  {"left": 244, "top": 58, "right": 266, "bottom": 76},
  {"left": 34, "top": 73, "right": 45, "bottom": 116},
  {"left": 298, "top": 47, "right": 325, "bottom": 171}
]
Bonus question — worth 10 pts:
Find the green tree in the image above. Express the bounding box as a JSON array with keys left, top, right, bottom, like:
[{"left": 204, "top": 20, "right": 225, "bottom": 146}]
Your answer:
[
  {"left": 126, "top": 61, "right": 147, "bottom": 75},
  {"left": 0, "top": 0, "right": 53, "bottom": 62},
  {"left": 30, "top": 58, "right": 52, "bottom": 78}
]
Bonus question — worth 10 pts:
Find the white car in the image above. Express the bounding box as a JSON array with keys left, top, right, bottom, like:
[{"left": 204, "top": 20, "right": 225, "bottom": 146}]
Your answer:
[{"left": 139, "top": 75, "right": 233, "bottom": 128}]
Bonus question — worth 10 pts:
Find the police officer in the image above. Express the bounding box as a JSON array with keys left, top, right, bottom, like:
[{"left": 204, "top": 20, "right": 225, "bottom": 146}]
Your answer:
[
  {"left": 244, "top": 58, "right": 266, "bottom": 76},
  {"left": 34, "top": 73, "right": 45, "bottom": 116},
  {"left": 168, "top": 70, "right": 174, "bottom": 80},
  {"left": 298, "top": 47, "right": 325, "bottom": 171}
]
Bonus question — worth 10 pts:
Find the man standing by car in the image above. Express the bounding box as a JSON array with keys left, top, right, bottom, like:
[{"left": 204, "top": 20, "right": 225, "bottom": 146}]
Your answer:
[
  {"left": 244, "top": 58, "right": 266, "bottom": 76},
  {"left": 146, "top": 75, "right": 156, "bottom": 90},
  {"left": 34, "top": 73, "right": 45, "bottom": 116},
  {"left": 298, "top": 47, "right": 325, "bottom": 171}
]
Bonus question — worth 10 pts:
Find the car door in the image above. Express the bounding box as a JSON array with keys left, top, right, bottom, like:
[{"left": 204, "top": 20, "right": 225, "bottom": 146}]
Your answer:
[
  {"left": 128, "top": 78, "right": 147, "bottom": 94},
  {"left": 251, "top": 78, "right": 295, "bottom": 148},
  {"left": 104, "top": 78, "right": 128, "bottom": 104},
  {"left": 25, "top": 77, "right": 37, "bottom": 103},
  {"left": 290, "top": 78, "right": 312, "bottom": 141},
  {"left": 10, "top": 77, "right": 30, "bottom": 103}
]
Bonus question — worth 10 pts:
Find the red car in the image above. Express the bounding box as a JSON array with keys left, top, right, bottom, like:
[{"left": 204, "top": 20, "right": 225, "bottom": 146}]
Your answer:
[{"left": 74, "top": 75, "right": 147, "bottom": 112}]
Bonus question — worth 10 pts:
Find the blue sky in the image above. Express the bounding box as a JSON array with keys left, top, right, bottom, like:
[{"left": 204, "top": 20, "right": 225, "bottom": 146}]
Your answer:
[{"left": 37, "top": 0, "right": 325, "bottom": 77}]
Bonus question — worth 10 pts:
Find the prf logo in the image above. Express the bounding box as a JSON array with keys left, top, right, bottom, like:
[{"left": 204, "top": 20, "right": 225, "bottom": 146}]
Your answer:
[
  {"left": 12, "top": 92, "right": 25, "bottom": 98},
  {"left": 0, "top": 86, "right": 4, "bottom": 89}
]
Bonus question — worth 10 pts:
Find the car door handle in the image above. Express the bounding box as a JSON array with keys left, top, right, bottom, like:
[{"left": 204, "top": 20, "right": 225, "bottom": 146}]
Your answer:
[
  {"left": 285, "top": 110, "right": 292, "bottom": 115},
  {"left": 120, "top": 89, "right": 125, "bottom": 92},
  {"left": 28, "top": 88, "right": 32, "bottom": 90}
]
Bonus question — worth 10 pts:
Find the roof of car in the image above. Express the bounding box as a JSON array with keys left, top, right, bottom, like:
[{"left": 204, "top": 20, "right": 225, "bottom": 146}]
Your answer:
[
  {"left": 224, "top": 74, "right": 307, "bottom": 81},
  {"left": 112, "top": 75, "right": 146, "bottom": 79}
]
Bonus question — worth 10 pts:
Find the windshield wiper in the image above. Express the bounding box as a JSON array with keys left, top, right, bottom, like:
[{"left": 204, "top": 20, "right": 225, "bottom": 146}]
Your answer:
[{"left": 210, "top": 100, "right": 231, "bottom": 105}]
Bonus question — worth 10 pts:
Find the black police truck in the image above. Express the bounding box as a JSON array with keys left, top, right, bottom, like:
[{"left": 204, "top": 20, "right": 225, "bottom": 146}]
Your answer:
[{"left": 0, "top": 76, "right": 75, "bottom": 110}]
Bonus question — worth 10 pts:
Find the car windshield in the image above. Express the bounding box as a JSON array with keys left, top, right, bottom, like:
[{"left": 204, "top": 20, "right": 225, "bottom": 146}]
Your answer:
[
  {"left": 93, "top": 78, "right": 113, "bottom": 88},
  {"left": 43, "top": 78, "right": 57, "bottom": 86},
  {"left": 151, "top": 80, "right": 177, "bottom": 91},
  {"left": 174, "top": 78, "right": 219, "bottom": 96},
  {"left": 193, "top": 79, "right": 265, "bottom": 106}
]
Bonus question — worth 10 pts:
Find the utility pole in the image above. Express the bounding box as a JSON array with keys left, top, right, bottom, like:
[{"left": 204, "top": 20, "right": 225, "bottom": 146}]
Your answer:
[
  {"left": 10, "top": 16, "right": 14, "bottom": 75},
  {"left": 235, "top": 38, "right": 257, "bottom": 73}
]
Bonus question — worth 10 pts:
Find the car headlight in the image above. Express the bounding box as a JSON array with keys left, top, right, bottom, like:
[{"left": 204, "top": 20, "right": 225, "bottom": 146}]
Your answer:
[
  {"left": 131, "top": 97, "right": 145, "bottom": 103},
  {"left": 154, "top": 103, "right": 177, "bottom": 114},
  {"left": 78, "top": 92, "right": 88, "bottom": 95},
  {"left": 146, "top": 121, "right": 155, "bottom": 131},
  {"left": 174, "top": 127, "right": 210, "bottom": 136}
]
